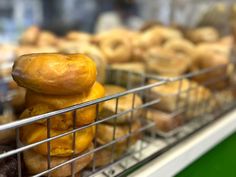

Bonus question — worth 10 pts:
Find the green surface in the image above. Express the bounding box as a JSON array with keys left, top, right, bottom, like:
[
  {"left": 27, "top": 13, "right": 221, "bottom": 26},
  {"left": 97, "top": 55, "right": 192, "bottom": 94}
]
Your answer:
[{"left": 176, "top": 132, "right": 236, "bottom": 177}]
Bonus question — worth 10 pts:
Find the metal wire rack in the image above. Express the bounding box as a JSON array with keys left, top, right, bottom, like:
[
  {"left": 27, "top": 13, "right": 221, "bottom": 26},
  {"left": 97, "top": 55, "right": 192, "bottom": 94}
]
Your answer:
[{"left": 0, "top": 61, "right": 235, "bottom": 177}]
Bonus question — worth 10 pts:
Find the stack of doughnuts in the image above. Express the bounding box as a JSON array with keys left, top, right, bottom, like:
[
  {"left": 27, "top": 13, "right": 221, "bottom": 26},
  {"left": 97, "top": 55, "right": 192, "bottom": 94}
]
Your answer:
[
  {"left": 90, "top": 85, "right": 142, "bottom": 167},
  {"left": 12, "top": 53, "right": 105, "bottom": 176}
]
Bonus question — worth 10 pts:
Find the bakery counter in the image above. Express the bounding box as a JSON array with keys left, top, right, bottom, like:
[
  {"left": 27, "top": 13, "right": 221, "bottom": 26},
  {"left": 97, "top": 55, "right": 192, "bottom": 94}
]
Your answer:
[{"left": 128, "top": 108, "right": 236, "bottom": 177}]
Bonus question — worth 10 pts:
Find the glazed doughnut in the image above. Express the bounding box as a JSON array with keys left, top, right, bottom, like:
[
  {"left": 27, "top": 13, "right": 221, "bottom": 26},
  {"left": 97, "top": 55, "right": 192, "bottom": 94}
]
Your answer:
[
  {"left": 20, "top": 25, "right": 40, "bottom": 45},
  {"left": 22, "top": 82, "right": 105, "bottom": 130},
  {"left": 23, "top": 144, "right": 93, "bottom": 177},
  {"left": 137, "top": 26, "right": 182, "bottom": 49},
  {"left": 96, "top": 120, "right": 141, "bottom": 146},
  {"left": 149, "top": 79, "right": 213, "bottom": 113},
  {"left": 37, "top": 31, "right": 58, "bottom": 46},
  {"left": 12, "top": 53, "right": 97, "bottom": 95},
  {"left": 99, "top": 85, "right": 143, "bottom": 124},
  {"left": 66, "top": 31, "right": 91, "bottom": 42},
  {"left": 163, "top": 39, "right": 195, "bottom": 60},
  {"left": 187, "top": 27, "right": 219, "bottom": 43},
  {"left": 99, "top": 35, "right": 132, "bottom": 63},
  {"left": 145, "top": 47, "right": 189, "bottom": 76},
  {"left": 21, "top": 123, "right": 94, "bottom": 156},
  {"left": 190, "top": 43, "right": 230, "bottom": 90},
  {"left": 111, "top": 62, "right": 145, "bottom": 74},
  {"left": 89, "top": 145, "right": 124, "bottom": 168}
]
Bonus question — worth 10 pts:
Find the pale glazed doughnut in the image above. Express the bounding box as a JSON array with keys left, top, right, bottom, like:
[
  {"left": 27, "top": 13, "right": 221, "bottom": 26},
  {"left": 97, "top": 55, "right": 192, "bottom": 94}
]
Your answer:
[
  {"left": 99, "top": 36, "right": 132, "bottom": 63},
  {"left": 137, "top": 26, "right": 183, "bottom": 49},
  {"left": 66, "top": 31, "right": 91, "bottom": 42},
  {"left": 187, "top": 27, "right": 219, "bottom": 43},
  {"left": 149, "top": 79, "right": 213, "bottom": 113},
  {"left": 111, "top": 62, "right": 145, "bottom": 74},
  {"left": 37, "top": 31, "right": 58, "bottom": 46},
  {"left": 20, "top": 26, "right": 40, "bottom": 45},
  {"left": 163, "top": 38, "right": 195, "bottom": 60},
  {"left": 145, "top": 47, "right": 189, "bottom": 76},
  {"left": 96, "top": 120, "right": 141, "bottom": 146},
  {"left": 21, "top": 123, "right": 94, "bottom": 156},
  {"left": 12, "top": 53, "right": 97, "bottom": 95},
  {"left": 23, "top": 144, "right": 93, "bottom": 177},
  {"left": 99, "top": 85, "right": 143, "bottom": 124}
]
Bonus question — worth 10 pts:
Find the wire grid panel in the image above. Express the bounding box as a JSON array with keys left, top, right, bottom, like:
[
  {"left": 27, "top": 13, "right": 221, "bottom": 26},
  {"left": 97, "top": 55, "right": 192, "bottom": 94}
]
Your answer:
[{"left": 0, "top": 68, "right": 167, "bottom": 177}]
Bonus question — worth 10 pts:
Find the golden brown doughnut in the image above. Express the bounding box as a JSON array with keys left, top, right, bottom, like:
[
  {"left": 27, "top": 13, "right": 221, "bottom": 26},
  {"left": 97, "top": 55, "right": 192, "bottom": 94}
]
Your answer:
[
  {"left": 12, "top": 53, "right": 97, "bottom": 95},
  {"left": 23, "top": 144, "right": 93, "bottom": 177},
  {"left": 37, "top": 31, "right": 58, "bottom": 46},
  {"left": 145, "top": 47, "right": 189, "bottom": 76},
  {"left": 99, "top": 85, "right": 143, "bottom": 124},
  {"left": 20, "top": 26, "right": 40, "bottom": 45},
  {"left": 22, "top": 82, "right": 105, "bottom": 130},
  {"left": 21, "top": 124, "right": 94, "bottom": 156},
  {"left": 187, "top": 27, "right": 219, "bottom": 43}
]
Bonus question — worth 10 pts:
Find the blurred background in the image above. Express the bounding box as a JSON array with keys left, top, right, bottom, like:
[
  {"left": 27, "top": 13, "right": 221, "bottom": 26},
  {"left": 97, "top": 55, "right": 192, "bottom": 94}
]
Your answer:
[{"left": 1, "top": 0, "right": 234, "bottom": 42}]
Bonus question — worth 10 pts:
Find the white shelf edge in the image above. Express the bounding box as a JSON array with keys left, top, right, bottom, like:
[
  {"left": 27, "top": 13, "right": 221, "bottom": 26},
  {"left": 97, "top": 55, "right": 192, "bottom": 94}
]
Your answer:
[{"left": 129, "top": 109, "right": 236, "bottom": 177}]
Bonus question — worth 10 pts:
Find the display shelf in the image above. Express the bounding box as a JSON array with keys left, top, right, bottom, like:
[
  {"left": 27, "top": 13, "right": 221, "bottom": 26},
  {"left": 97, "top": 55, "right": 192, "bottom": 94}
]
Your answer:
[{"left": 128, "top": 109, "right": 236, "bottom": 177}]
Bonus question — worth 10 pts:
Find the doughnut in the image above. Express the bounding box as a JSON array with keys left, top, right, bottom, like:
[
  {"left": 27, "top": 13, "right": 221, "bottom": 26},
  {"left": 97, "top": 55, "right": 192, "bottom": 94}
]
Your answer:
[
  {"left": 163, "top": 39, "right": 195, "bottom": 60},
  {"left": 99, "top": 36, "right": 132, "bottom": 63},
  {"left": 12, "top": 53, "right": 97, "bottom": 95},
  {"left": 146, "top": 109, "right": 183, "bottom": 133},
  {"left": 111, "top": 62, "right": 145, "bottom": 74},
  {"left": 0, "top": 44, "right": 16, "bottom": 62},
  {"left": 99, "top": 85, "right": 143, "bottom": 124},
  {"left": 145, "top": 47, "right": 189, "bottom": 76},
  {"left": 20, "top": 123, "right": 94, "bottom": 156},
  {"left": 37, "top": 31, "right": 58, "bottom": 46},
  {"left": 89, "top": 145, "right": 124, "bottom": 168},
  {"left": 191, "top": 44, "right": 230, "bottom": 90},
  {"left": 66, "top": 31, "right": 91, "bottom": 42},
  {"left": 149, "top": 79, "right": 213, "bottom": 113},
  {"left": 23, "top": 144, "right": 93, "bottom": 177},
  {"left": 21, "top": 82, "right": 105, "bottom": 130},
  {"left": 137, "top": 26, "right": 182, "bottom": 49},
  {"left": 187, "top": 27, "right": 219, "bottom": 43},
  {"left": 96, "top": 120, "right": 141, "bottom": 146},
  {"left": 20, "top": 25, "right": 40, "bottom": 45}
]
